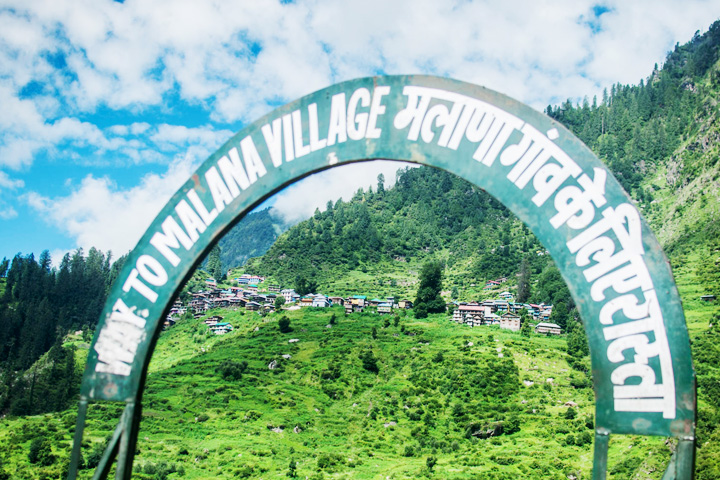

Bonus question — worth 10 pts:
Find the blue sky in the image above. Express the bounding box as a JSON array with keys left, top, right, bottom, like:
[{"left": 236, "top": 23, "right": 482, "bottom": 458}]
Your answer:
[{"left": 1, "top": 0, "right": 719, "bottom": 264}]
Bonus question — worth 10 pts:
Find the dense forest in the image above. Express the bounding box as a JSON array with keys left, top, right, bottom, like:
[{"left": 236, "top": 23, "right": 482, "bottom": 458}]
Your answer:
[
  {"left": 547, "top": 22, "right": 720, "bottom": 195},
  {"left": 0, "top": 249, "right": 125, "bottom": 415},
  {"left": 249, "top": 168, "right": 552, "bottom": 288}
]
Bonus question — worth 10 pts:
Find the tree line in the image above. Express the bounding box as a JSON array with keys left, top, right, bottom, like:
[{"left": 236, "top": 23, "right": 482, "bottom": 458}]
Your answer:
[{"left": 0, "top": 248, "right": 125, "bottom": 415}]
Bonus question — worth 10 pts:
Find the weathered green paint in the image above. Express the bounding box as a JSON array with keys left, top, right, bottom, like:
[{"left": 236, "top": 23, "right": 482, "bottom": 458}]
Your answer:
[{"left": 68, "top": 75, "right": 696, "bottom": 479}]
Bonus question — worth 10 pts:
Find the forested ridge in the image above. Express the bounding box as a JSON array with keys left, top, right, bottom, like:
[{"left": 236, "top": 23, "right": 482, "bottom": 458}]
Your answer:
[{"left": 248, "top": 167, "right": 553, "bottom": 291}]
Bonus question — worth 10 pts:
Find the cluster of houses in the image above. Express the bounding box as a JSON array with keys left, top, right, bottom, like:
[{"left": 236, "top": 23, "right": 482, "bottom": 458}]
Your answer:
[
  {"left": 164, "top": 275, "right": 416, "bottom": 334},
  {"left": 451, "top": 299, "right": 561, "bottom": 334},
  {"left": 164, "top": 274, "right": 561, "bottom": 336}
]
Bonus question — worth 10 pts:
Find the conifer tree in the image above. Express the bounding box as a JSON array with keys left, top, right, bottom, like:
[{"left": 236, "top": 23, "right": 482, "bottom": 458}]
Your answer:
[
  {"left": 517, "top": 257, "right": 531, "bottom": 303},
  {"left": 206, "top": 244, "right": 223, "bottom": 281},
  {"left": 414, "top": 260, "right": 446, "bottom": 318}
]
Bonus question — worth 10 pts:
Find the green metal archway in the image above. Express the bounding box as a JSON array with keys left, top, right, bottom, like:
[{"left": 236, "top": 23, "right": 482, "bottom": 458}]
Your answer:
[{"left": 68, "top": 75, "right": 696, "bottom": 479}]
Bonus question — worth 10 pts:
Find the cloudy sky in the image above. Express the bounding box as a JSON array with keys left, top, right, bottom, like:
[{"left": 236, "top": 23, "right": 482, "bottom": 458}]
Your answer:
[{"left": 1, "top": 0, "right": 719, "bottom": 263}]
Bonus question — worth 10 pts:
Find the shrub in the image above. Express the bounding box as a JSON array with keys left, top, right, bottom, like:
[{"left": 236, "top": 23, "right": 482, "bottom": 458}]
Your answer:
[
  {"left": 317, "top": 453, "right": 345, "bottom": 470},
  {"left": 360, "top": 350, "right": 379, "bottom": 374},
  {"left": 219, "top": 360, "right": 248, "bottom": 380},
  {"left": 28, "top": 437, "right": 55, "bottom": 466},
  {"left": 279, "top": 316, "right": 293, "bottom": 333}
]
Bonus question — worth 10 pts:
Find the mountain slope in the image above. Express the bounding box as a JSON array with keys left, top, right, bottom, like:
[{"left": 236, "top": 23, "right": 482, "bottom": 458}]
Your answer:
[{"left": 218, "top": 207, "right": 290, "bottom": 271}]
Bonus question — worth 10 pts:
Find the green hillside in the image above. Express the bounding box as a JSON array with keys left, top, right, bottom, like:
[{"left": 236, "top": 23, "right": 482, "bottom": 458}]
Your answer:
[{"left": 0, "top": 306, "right": 673, "bottom": 480}]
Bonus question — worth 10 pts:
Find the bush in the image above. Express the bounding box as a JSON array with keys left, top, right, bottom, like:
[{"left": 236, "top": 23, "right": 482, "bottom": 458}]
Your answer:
[
  {"left": 28, "top": 437, "right": 55, "bottom": 466},
  {"left": 360, "top": 350, "right": 379, "bottom": 374},
  {"left": 278, "top": 316, "right": 293, "bottom": 333},
  {"left": 86, "top": 442, "right": 105, "bottom": 469},
  {"left": 317, "top": 453, "right": 345, "bottom": 470},
  {"left": 219, "top": 360, "right": 248, "bottom": 380},
  {"left": 504, "top": 415, "right": 521, "bottom": 435}
]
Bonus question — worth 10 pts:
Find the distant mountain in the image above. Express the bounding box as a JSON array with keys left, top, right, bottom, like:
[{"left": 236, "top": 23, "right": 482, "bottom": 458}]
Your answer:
[{"left": 218, "top": 207, "right": 290, "bottom": 270}]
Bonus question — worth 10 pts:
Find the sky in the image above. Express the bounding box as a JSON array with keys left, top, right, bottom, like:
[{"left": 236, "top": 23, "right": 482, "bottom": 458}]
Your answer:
[{"left": 1, "top": 0, "right": 719, "bottom": 264}]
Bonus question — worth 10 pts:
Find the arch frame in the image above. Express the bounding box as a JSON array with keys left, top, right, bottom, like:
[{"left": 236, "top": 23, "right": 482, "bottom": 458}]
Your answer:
[{"left": 67, "top": 75, "right": 696, "bottom": 479}]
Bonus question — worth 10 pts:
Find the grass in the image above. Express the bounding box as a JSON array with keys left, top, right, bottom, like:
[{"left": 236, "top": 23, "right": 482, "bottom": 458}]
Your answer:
[{"left": 0, "top": 305, "right": 674, "bottom": 480}]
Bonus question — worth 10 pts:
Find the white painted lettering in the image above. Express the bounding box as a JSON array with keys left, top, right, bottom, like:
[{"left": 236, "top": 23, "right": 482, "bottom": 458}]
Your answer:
[
  {"left": 261, "top": 118, "right": 284, "bottom": 167},
  {"left": 366, "top": 86, "right": 390, "bottom": 139},
  {"left": 175, "top": 199, "right": 206, "bottom": 242},
  {"left": 308, "top": 103, "right": 328, "bottom": 151},
  {"left": 150, "top": 216, "right": 194, "bottom": 267},
  {"left": 187, "top": 189, "right": 218, "bottom": 226},
  {"left": 122, "top": 268, "right": 158, "bottom": 303},
  {"left": 282, "top": 114, "right": 295, "bottom": 161},
  {"left": 292, "top": 110, "right": 311, "bottom": 158},
  {"left": 240, "top": 136, "right": 267, "bottom": 182},
  {"left": 327, "top": 92, "right": 348, "bottom": 146},
  {"left": 136, "top": 254, "right": 168, "bottom": 287},
  {"left": 218, "top": 148, "right": 250, "bottom": 196},
  {"left": 205, "top": 166, "right": 234, "bottom": 213},
  {"left": 347, "top": 88, "right": 371, "bottom": 140}
]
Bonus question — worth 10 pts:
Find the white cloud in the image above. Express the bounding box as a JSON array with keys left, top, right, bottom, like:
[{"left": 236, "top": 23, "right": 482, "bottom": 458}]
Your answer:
[
  {"left": 270, "top": 160, "right": 414, "bottom": 225},
  {"left": 0, "top": 171, "right": 24, "bottom": 189},
  {"left": 3, "top": 0, "right": 720, "bottom": 258},
  {"left": 0, "top": 206, "right": 17, "bottom": 220},
  {"left": 24, "top": 153, "right": 200, "bottom": 255}
]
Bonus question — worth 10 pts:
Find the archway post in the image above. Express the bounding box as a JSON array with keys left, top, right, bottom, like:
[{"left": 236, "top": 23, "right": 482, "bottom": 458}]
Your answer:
[{"left": 67, "top": 75, "right": 696, "bottom": 479}]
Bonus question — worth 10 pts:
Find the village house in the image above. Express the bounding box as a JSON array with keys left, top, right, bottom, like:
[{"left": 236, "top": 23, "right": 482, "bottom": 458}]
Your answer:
[
  {"left": 281, "top": 289, "right": 297, "bottom": 303},
  {"left": 205, "top": 277, "right": 217, "bottom": 288},
  {"left": 299, "top": 296, "right": 314, "bottom": 307},
  {"left": 246, "top": 301, "right": 261, "bottom": 311},
  {"left": 377, "top": 302, "right": 393, "bottom": 314},
  {"left": 499, "top": 313, "right": 521, "bottom": 332},
  {"left": 328, "top": 296, "right": 345, "bottom": 306},
  {"left": 453, "top": 303, "right": 485, "bottom": 327},
  {"left": 168, "top": 300, "right": 187, "bottom": 317},
  {"left": 345, "top": 296, "right": 366, "bottom": 314},
  {"left": 535, "top": 322, "right": 562, "bottom": 335},
  {"left": 398, "top": 299, "right": 413, "bottom": 309},
  {"left": 492, "top": 300, "right": 509, "bottom": 312},
  {"left": 312, "top": 294, "right": 332, "bottom": 308},
  {"left": 209, "top": 322, "right": 233, "bottom": 335},
  {"left": 351, "top": 295, "right": 367, "bottom": 307}
]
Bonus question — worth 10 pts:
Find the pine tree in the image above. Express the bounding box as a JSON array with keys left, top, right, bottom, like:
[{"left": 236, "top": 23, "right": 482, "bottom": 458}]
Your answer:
[
  {"left": 414, "top": 260, "right": 446, "bottom": 318},
  {"left": 517, "top": 257, "right": 531, "bottom": 303},
  {"left": 206, "top": 244, "right": 223, "bottom": 281}
]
